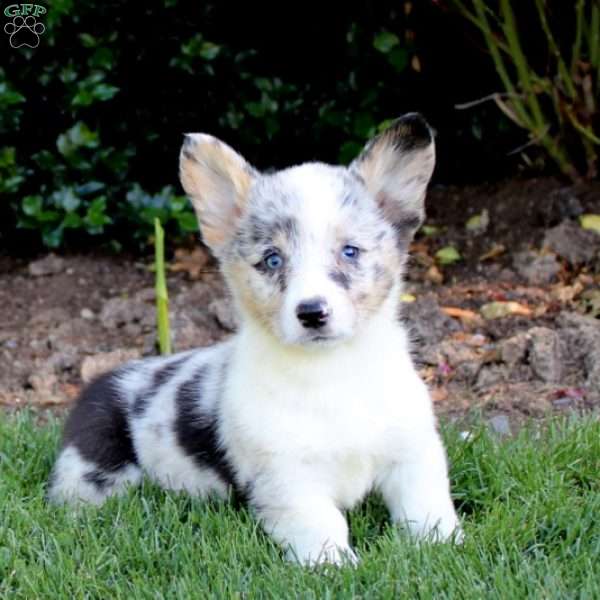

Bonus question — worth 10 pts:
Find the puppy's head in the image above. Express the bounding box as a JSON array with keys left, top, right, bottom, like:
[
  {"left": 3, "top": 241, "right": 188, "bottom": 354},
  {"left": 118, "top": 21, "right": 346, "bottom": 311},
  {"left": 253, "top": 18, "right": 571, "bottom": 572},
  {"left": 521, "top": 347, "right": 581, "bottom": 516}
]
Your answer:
[{"left": 179, "top": 114, "right": 435, "bottom": 347}]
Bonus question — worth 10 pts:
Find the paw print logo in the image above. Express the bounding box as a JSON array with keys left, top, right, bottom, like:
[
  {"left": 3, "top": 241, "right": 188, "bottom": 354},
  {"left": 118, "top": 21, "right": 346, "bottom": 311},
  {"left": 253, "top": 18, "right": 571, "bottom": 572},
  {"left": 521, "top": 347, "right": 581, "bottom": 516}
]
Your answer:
[{"left": 4, "top": 15, "right": 45, "bottom": 48}]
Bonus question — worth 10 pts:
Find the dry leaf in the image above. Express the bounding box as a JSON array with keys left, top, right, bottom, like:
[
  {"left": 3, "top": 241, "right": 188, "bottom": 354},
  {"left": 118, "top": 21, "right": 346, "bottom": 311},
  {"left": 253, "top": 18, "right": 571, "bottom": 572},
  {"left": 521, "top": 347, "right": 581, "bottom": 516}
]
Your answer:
[
  {"left": 425, "top": 264, "right": 444, "bottom": 284},
  {"left": 61, "top": 383, "right": 82, "bottom": 401},
  {"left": 480, "top": 301, "right": 532, "bottom": 319},
  {"left": 430, "top": 387, "right": 448, "bottom": 403},
  {"left": 450, "top": 332, "right": 488, "bottom": 347},
  {"left": 441, "top": 306, "right": 481, "bottom": 322},
  {"left": 436, "top": 245, "right": 462, "bottom": 265},
  {"left": 480, "top": 243, "right": 506, "bottom": 261},
  {"left": 550, "top": 281, "right": 583, "bottom": 303},
  {"left": 579, "top": 214, "right": 600, "bottom": 235},
  {"left": 169, "top": 247, "right": 211, "bottom": 279}
]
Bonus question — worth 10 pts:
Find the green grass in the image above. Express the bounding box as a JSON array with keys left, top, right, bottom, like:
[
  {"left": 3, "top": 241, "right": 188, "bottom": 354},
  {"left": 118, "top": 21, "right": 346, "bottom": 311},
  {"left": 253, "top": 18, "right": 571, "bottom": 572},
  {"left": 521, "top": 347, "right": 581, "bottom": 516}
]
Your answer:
[{"left": 1, "top": 414, "right": 599, "bottom": 599}]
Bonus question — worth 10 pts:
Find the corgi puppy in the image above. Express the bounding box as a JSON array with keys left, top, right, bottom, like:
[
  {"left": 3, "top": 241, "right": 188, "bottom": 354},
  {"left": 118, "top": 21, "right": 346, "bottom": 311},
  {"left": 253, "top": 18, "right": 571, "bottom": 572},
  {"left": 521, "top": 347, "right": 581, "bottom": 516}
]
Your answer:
[{"left": 48, "top": 113, "right": 461, "bottom": 565}]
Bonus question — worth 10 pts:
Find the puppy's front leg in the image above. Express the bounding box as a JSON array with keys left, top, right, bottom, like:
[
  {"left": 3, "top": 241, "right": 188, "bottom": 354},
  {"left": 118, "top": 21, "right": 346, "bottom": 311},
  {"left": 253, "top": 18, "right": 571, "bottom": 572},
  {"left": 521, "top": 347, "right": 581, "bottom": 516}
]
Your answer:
[
  {"left": 254, "top": 494, "right": 357, "bottom": 566},
  {"left": 379, "top": 431, "right": 462, "bottom": 542}
]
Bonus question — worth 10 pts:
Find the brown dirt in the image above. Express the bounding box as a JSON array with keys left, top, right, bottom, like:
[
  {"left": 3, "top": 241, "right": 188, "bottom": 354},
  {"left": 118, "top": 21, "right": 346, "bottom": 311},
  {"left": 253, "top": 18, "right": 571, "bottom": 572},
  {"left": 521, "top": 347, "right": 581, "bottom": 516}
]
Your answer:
[{"left": 1, "top": 176, "right": 599, "bottom": 429}]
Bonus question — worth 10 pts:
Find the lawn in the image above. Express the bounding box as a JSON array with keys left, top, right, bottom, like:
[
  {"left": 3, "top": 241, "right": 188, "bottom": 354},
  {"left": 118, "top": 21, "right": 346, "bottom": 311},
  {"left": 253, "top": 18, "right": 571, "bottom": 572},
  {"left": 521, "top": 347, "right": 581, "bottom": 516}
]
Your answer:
[{"left": 1, "top": 413, "right": 598, "bottom": 599}]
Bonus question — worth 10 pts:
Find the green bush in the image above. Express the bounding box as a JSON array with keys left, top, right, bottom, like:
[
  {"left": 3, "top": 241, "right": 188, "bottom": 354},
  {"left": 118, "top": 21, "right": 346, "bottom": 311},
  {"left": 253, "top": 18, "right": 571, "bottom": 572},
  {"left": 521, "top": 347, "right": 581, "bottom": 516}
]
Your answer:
[
  {"left": 2, "top": 2, "right": 429, "bottom": 251},
  {"left": 5, "top": 2, "right": 580, "bottom": 253}
]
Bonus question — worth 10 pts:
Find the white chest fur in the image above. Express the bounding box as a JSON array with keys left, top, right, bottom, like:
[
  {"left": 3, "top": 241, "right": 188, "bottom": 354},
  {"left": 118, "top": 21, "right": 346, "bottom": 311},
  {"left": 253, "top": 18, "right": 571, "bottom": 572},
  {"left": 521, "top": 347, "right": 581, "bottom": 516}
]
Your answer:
[{"left": 220, "top": 313, "right": 436, "bottom": 508}]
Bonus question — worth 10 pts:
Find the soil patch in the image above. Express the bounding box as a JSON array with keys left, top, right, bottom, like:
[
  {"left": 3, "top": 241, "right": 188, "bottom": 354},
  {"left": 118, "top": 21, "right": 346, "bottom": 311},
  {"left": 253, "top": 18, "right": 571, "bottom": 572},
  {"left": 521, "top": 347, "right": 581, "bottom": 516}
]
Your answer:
[{"left": 1, "top": 177, "right": 599, "bottom": 430}]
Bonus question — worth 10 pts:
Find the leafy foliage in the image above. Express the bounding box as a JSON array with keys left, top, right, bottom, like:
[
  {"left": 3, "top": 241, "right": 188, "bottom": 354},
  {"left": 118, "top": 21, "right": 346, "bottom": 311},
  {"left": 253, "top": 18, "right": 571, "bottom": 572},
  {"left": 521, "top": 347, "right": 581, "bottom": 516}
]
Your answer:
[
  {"left": 3, "top": 2, "right": 588, "bottom": 252},
  {"left": 1, "top": 3, "right": 429, "bottom": 251}
]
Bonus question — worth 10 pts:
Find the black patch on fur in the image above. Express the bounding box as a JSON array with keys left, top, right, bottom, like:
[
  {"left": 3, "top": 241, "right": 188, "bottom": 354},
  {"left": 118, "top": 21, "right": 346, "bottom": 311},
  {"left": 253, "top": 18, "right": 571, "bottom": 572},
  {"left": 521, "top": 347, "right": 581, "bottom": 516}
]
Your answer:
[
  {"left": 329, "top": 269, "right": 351, "bottom": 290},
  {"left": 63, "top": 369, "right": 138, "bottom": 471},
  {"left": 353, "top": 113, "right": 433, "bottom": 167},
  {"left": 388, "top": 113, "right": 434, "bottom": 152},
  {"left": 83, "top": 470, "right": 111, "bottom": 490},
  {"left": 154, "top": 356, "right": 188, "bottom": 387},
  {"left": 132, "top": 355, "right": 190, "bottom": 417},
  {"left": 174, "top": 366, "right": 237, "bottom": 490}
]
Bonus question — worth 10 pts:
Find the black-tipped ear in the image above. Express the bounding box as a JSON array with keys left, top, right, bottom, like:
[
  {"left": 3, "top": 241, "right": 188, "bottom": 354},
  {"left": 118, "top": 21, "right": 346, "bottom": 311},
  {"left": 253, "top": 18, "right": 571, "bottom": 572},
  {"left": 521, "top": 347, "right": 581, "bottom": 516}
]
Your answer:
[
  {"left": 179, "top": 134, "right": 257, "bottom": 252},
  {"left": 350, "top": 113, "right": 435, "bottom": 236}
]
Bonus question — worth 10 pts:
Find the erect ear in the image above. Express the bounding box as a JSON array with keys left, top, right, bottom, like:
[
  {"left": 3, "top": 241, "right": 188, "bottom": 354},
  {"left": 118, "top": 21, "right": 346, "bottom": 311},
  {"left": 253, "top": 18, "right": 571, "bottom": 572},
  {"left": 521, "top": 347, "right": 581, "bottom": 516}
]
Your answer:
[
  {"left": 179, "top": 134, "right": 257, "bottom": 252},
  {"left": 350, "top": 113, "right": 435, "bottom": 236}
]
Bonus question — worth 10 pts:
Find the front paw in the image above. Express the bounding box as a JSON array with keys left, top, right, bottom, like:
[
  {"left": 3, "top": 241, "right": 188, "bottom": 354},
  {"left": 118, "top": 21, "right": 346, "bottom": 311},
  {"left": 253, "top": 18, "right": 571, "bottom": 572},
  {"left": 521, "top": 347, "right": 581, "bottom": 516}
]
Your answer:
[
  {"left": 286, "top": 543, "right": 359, "bottom": 567},
  {"left": 407, "top": 514, "right": 463, "bottom": 544}
]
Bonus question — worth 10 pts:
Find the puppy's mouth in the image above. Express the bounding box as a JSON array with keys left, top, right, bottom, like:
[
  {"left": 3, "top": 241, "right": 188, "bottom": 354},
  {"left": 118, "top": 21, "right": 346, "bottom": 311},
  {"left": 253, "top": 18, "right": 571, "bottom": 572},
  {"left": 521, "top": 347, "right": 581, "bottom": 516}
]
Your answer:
[{"left": 299, "top": 330, "right": 346, "bottom": 347}]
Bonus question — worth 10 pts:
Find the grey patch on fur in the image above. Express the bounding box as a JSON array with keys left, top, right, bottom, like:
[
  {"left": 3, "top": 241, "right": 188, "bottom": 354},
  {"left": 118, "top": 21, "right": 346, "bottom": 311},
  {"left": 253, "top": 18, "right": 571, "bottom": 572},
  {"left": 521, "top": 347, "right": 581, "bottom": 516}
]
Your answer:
[
  {"left": 391, "top": 216, "right": 422, "bottom": 251},
  {"left": 181, "top": 147, "right": 198, "bottom": 165},
  {"left": 237, "top": 213, "right": 300, "bottom": 293},
  {"left": 341, "top": 193, "right": 357, "bottom": 208},
  {"left": 373, "top": 263, "right": 386, "bottom": 279},
  {"left": 329, "top": 270, "right": 351, "bottom": 290},
  {"left": 249, "top": 214, "right": 299, "bottom": 247}
]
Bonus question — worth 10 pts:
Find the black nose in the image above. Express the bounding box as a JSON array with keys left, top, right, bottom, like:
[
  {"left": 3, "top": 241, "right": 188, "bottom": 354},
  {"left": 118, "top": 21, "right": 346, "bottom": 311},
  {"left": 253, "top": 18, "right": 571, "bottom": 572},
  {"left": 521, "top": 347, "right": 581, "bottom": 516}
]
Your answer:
[{"left": 296, "top": 298, "right": 330, "bottom": 329}]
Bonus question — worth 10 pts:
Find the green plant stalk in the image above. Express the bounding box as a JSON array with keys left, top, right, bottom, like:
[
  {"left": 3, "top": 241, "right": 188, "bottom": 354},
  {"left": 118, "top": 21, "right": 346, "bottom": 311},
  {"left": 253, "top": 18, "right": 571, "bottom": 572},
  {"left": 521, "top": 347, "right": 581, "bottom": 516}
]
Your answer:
[
  {"left": 499, "top": 0, "right": 547, "bottom": 132},
  {"left": 591, "top": 3, "right": 600, "bottom": 83},
  {"left": 496, "top": 0, "right": 578, "bottom": 179},
  {"left": 455, "top": 0, "right": 582, "bottom": 182},
  {"left": 572, "top": 0, "right": 585, "bottom": 73},
  {"left": 534, "top": 0, "right": 577, "bottom": 100},
  {"left": 154, "top": 218, "right": 172, "bottom": 356},
  {"left": 469, "top": 1, "right": 529, "bottom": 127},
  {"left": 473, "top": 0, "right": 577, "bottom": 179}
]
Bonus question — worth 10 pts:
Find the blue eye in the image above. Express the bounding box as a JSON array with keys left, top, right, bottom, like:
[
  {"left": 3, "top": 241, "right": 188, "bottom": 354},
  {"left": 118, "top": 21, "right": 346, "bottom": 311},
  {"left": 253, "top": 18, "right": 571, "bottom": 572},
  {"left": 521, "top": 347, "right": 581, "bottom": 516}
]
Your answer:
[
  {"left": 264, "top": 251, "right": 283, "bottom": 270},
  {"left": 341, "top": 245, "right": 360, "bottom": 260}
]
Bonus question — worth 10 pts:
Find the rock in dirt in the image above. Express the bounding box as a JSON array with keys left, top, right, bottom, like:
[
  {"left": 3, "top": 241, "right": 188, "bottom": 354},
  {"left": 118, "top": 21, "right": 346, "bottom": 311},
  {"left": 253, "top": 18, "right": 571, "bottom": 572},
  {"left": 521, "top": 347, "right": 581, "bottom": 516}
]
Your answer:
[
  {"left": 557, "top": 312, "right": 600, "bottom": 394},
  {"left": 513, "top": 251, "right": 561, "bottom": 284},
  {"left": 169, "top": 312, "right": 216, "bottom": 350},
  {"left": 30, "top": 307, "right": 71, "bottom": 327},
  {"left": 475, "top": 365, "right": 509, "bottom": 389},
  {"left": 209, "top": 297, "right": 238, "bottom": 331},
  {"left": 46, "top": 318, "right": 96, "bottom": 352},
  {"left": 27, "top": 368, "right": 58, "bottom": 394},
  {"left": 80, "top": 308, "right": 95, "bottom": 320},
  {"left": 488, "top": 414, "right": 511, "bottom": 436},
  {"left": 543, "top": 220, "right": 600, "bottom": 265},
  {"left": 26, "top": 365, "right": 68, "bottom": 405},
  {"left": 546, "top": 187, "right": 584, "bottom": 221},
  {"left": 80, "top": 348, "right": 141, "bottom": 383},
  {"left": 100, "top": 290, "right": 155, "bottom": 333},
  {"left": 46, "top": 345, "right": 81, "bottom": 373},
  {"left": 499, "top": 327, "right": 563, "bottom": 383},
  {"left": 500, "top": 332, "right": 530, "bottom": 366},
  {"left": 528, "top": 327, "right": 563, "bottom": 383},
  {"left": 403, "top": 293, "right": 459, "bottom": 345},
  {"left": 28, "top": 253, "right": 66, "bottom": 277}
]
